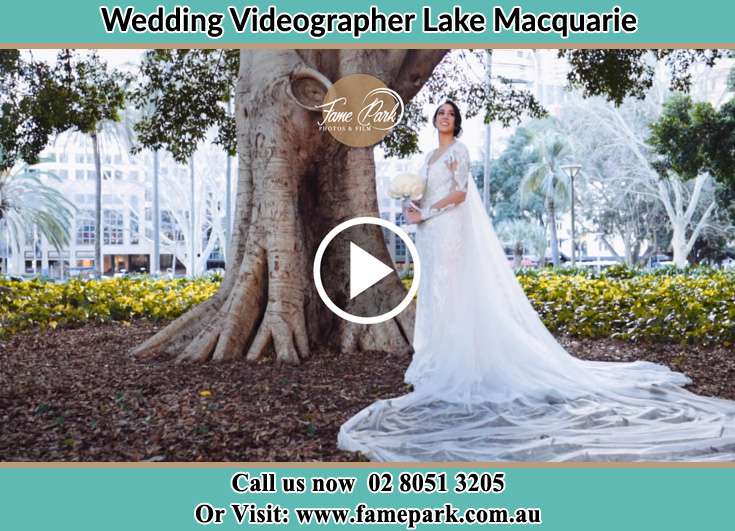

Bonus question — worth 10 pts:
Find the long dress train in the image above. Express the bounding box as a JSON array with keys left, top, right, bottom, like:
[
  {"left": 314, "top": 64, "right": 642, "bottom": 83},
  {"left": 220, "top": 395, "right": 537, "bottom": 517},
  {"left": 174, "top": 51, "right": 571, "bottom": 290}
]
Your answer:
[{"left": 338, "top": 141, "right": 735, "bottom": 461}]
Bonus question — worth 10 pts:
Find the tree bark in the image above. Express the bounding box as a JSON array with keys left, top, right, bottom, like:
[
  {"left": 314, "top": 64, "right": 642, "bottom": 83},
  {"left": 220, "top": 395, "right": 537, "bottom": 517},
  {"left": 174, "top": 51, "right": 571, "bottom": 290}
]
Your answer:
[
  {"left": 671, "top": 226, "right": 687, "bottom": 268},
  {"left": 131, "top": 49, "right": 448, "bottom": 364},
  {"left": 513, "top": 242, "right": 523, "bottom": 269}
]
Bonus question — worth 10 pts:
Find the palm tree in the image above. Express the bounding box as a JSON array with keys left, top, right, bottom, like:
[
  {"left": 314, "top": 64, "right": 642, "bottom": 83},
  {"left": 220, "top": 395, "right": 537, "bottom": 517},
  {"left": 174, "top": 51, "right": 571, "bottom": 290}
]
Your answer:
[
  {"left": 497, "top": 219, "right": 547, "bottom": 270},
  {"left": 54, "top": 49, "right": 129, "bottom": 277},
  {"left": 520, "top": 133, "right": 573, "bottom": 266},
  {"left": 55, "top": 112, "right": 136, "bottom": 277},
  {"left": 0, "top": 156, "right": 75, "bottom": 274}
]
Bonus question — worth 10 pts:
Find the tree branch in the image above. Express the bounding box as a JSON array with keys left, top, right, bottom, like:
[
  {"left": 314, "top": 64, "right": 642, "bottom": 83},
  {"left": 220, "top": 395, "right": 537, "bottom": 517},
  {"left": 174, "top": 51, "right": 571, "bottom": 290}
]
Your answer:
[{"left": 685, "top": 200, "right": 717, "bottom": 255}]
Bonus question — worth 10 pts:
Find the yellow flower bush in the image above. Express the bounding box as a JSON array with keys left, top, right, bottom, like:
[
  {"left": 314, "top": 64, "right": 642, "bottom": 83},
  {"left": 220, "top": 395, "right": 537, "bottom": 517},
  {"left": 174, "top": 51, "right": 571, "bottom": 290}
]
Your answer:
[
  {"left": 517, "top": 269, "right": 735, "bottom": 345},
  {"left": 0, "top": 277, "right": 219, "bottom": 339},
  {"left": 2, "top": 268, "right": 734, "bottom": 345},
  {"left": 402, "top": 268, "right": 735, "bottom": 345}
]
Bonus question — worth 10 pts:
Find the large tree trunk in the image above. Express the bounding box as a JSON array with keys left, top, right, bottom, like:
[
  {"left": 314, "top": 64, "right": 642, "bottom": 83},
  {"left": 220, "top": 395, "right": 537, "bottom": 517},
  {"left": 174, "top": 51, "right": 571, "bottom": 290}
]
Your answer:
[
  {"left": 670, "top": 226, "right": 689, "bottom": 268},
  {"left": 131, "top": 49, "right": 447, "bottom": 364}
]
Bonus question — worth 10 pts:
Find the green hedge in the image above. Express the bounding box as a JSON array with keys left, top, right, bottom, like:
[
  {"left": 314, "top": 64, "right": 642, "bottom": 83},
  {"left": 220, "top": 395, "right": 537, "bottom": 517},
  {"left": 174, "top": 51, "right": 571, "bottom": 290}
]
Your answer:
[
  {"left": 0, "top": 276, "right": 219, "bottom": 339},
  {"left": 2, "top": 267, "right": 734, "bottom": 345},
  {"left": 517, "top": 267, "right": 735, "bottom": 346}
]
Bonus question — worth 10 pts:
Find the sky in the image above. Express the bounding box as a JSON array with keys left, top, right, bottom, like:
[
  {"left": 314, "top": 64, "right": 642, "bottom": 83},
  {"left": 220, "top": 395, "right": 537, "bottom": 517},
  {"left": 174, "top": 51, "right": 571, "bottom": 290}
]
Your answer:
[{"left": 24, "top": 49, "right": 144, "bottom": 70}]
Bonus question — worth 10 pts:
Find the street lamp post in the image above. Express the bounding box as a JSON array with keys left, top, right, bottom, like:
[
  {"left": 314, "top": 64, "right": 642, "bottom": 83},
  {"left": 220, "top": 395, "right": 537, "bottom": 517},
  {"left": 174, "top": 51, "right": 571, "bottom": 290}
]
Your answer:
[{"left": 561, "top": 164, "right": 582, "bottom": 267}]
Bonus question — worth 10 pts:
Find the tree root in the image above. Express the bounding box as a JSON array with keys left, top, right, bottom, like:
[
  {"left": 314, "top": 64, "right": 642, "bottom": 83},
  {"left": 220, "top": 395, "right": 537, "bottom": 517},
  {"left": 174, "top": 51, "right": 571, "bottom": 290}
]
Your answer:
[
  {"left": 136, "top": 241, "right": 313, "bottom": 365},
  {"left": 246, "top": 305, "right": 309, "bottom": 365},
  {"left": 130, "top": 294, "right": 225, "bottom": 360},
  {"left": 174, "top": 244, "right": 268, "bottom": 364}
]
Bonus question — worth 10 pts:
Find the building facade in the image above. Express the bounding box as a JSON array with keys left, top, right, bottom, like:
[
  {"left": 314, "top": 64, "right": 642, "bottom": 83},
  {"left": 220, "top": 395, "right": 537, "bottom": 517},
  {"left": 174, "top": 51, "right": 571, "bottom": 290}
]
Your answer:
[{"left": 2, "top": 131, "right": 231, "bottom": 279}]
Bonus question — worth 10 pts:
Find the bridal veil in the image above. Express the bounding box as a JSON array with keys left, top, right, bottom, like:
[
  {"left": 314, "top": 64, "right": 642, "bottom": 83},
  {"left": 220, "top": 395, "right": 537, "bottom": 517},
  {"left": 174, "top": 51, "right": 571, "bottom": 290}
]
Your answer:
[{"left": 338, "top": 144, "right": 735, "bottom": 461}]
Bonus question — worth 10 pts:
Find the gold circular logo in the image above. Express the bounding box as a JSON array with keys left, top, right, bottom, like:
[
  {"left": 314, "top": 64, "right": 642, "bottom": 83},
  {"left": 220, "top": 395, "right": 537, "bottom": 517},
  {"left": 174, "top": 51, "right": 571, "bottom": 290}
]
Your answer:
[{"left": 318, "top": 74, "right": 404, "bottom": 148}]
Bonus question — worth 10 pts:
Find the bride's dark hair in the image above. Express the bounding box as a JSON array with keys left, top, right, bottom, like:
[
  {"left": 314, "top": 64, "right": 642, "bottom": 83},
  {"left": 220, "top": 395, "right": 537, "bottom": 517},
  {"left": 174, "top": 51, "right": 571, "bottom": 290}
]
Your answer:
[{"left": 432, "top": 100, "right": 463, "bottom": 138}]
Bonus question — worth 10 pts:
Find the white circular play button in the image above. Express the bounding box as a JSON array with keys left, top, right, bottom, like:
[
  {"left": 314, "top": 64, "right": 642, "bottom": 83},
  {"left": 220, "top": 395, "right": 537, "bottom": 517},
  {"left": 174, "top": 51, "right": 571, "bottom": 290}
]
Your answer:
[
  {"left": 313, "top": 216, "right": 421, "bottom": 324},
  {"left": 349, "top": 241, "right": 394, "bottom": 300}
]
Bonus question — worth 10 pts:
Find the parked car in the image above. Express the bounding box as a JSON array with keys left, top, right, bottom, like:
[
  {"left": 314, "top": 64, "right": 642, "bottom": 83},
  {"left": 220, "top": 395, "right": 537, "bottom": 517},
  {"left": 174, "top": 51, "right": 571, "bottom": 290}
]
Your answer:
[
  {"left": 205, "top": 267, "right": 226, "bottom": 278},
  {"left": 0, "top": 274, "right": 26, "bottom": 282},
  {"left": 574, "top": 260, "right": 621, "bottom": 268},
  {"left": 649, "top": 254, "right": 674, "bottom": 268},
  {"left": 165, "top": 267, "right": 187, "bottom": 280},
  {"left": 506, "top": 255, "right": 539, "bottom": 268},
  {"left": 68, "top": 267, "right": 97, "bottom": 280}
]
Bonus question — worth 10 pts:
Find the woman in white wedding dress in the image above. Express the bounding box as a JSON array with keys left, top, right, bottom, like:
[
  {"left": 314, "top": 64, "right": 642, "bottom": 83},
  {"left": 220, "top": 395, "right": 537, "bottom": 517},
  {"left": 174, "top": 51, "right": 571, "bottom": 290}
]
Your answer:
[{"left": 337, "top": 101, "right": 735, "bottom": 461}]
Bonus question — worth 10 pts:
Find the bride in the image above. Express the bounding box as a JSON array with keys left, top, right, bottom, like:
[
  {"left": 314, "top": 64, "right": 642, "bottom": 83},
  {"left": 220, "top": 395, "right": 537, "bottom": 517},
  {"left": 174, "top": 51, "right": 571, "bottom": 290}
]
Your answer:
[{"left": 337, "top": 100, "right": 735, "bottom": 461}]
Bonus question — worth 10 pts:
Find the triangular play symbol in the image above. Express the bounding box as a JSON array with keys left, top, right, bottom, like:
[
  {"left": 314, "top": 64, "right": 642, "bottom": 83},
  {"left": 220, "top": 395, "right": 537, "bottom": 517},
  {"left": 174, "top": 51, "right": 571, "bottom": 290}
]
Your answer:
[{"left": 349, "top": 242, "right": 393, "bottom": 300}]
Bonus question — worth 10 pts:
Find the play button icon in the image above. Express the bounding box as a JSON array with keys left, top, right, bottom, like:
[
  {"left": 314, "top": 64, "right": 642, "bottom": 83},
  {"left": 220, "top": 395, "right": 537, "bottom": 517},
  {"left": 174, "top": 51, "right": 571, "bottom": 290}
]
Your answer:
[
  {"left": 349, "top": 242, "right": 394, "bottom": 300},
  {"left": 313, "top": 216, "right": 421, "bottom": 324}
]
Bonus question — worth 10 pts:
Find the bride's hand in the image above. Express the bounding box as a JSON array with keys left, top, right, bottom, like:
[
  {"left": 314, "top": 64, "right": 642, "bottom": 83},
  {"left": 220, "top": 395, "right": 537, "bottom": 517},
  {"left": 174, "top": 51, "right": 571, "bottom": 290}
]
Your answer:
[{"left": 405, "top": 207, "right": 422, "bottom": 224}]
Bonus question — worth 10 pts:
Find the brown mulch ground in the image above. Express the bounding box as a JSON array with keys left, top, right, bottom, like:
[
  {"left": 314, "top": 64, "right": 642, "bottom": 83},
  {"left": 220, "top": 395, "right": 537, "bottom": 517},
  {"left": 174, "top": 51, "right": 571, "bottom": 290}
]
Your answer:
[{"left": 1, "top": 323, "right": 734, "bottom": 462}]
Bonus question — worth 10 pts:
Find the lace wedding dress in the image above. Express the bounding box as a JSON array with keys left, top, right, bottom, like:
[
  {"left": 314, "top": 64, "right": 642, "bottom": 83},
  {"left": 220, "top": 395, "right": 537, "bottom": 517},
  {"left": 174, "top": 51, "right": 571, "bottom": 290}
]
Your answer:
[{"left": 337, "top": 140, "right": 735, "bottom": 461}]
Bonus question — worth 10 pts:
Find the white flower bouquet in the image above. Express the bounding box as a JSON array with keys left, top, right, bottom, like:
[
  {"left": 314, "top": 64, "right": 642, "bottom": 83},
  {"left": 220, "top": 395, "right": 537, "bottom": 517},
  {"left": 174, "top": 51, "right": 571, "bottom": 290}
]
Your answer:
[{"left": 388, "top": 172, "right": 424, "bottom": 212}]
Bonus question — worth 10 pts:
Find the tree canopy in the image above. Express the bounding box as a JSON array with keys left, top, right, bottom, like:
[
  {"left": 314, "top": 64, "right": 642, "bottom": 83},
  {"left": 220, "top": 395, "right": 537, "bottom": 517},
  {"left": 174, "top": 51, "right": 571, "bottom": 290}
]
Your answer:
[
  {"left": 0, "top": 50, "right": 130, "bottom": 171},
  {"left": 561, "top": 49, "right": 728, "bottom": 105},
  {"left": 649, "top": 94, "right": 735, "bottom": 189},
  {"left": 52, "top": 49, "right": 130, "bottom": 137},
  {"left": 130, "top": 49, "right": 238, "bottom": 161},
  {"left": 3, "top": 48, "right": 731, "bottom": 172},
  {"left": 0, "top": 51, "right": 67, "bottom": 171}
]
